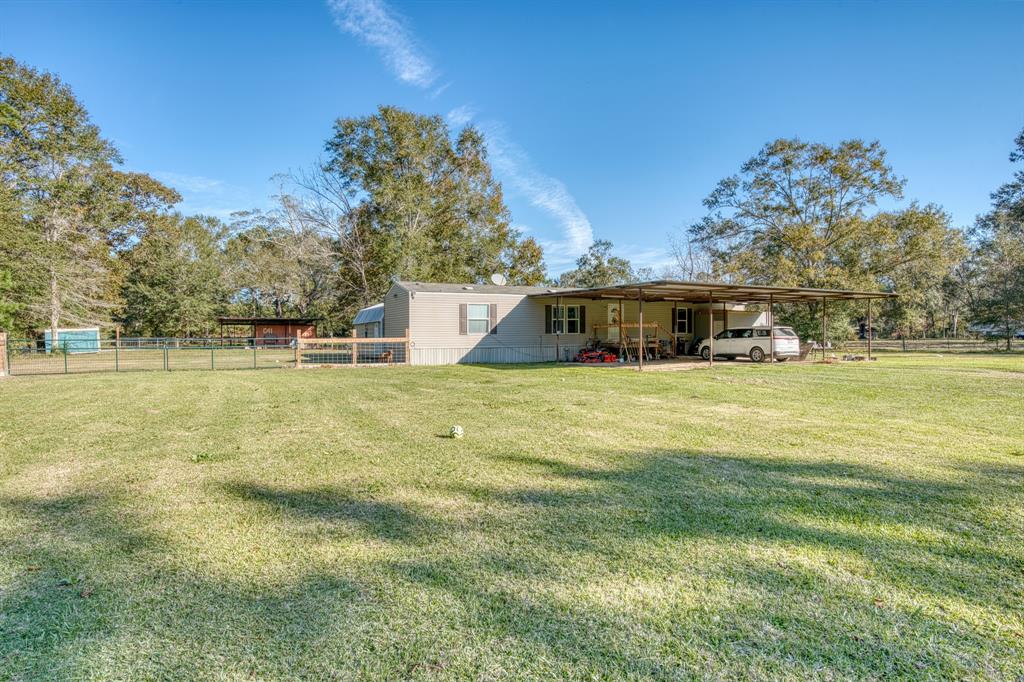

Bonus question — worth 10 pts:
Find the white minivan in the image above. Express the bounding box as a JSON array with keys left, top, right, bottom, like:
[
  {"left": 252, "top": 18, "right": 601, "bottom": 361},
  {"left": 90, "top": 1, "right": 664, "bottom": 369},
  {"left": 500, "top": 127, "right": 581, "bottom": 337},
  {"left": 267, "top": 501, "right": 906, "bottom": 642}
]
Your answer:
[{"left": 697, "top": 326, "right": 800, "bottom": 362}]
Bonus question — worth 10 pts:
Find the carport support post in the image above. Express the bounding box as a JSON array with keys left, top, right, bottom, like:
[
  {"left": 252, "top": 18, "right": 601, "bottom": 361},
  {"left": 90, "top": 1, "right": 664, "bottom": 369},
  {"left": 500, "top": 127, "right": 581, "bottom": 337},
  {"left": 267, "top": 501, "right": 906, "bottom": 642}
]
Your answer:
[
  {"left": 867, "top": 298, "right": 873, "bottom": 361},
  {"left": 638, "top": 289, "right": 644, "bottom": 371},
  {"left": 618, "top": 299, "right": 624, "bottom": 359},
  {"left": 821, "top": 297, "right": 827, "bottom": 362},
  {"left": 769, "top": 294, "right": 775, "bottom": 363},
  {"left": 707, "top": 290, "right": 714, "bottom": 367},
  {"left": 555, "top": 295, "right": 562, "bottom": 363}
]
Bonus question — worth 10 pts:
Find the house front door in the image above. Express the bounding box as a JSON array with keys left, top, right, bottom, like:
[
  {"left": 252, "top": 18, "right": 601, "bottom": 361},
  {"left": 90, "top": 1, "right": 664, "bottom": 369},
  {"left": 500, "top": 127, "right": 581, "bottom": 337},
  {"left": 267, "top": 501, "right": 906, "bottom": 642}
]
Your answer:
[{"left": 608, "top": 304, "right": 620, "bottom": 342}]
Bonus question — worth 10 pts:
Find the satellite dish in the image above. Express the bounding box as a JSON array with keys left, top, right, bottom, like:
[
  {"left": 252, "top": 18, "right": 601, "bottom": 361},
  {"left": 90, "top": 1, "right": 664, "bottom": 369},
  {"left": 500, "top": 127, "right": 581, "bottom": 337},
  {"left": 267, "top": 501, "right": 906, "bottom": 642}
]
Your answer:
[{"left": 490, "top": 273, "right": 508, "bottom": 286}]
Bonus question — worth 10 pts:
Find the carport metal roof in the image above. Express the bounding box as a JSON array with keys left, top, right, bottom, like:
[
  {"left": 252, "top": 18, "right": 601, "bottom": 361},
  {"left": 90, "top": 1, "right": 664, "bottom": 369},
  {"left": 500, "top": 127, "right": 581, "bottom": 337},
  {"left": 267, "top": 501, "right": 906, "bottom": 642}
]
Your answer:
[{"left": 528, "top": 280, "right": 898, "bottom": 303}]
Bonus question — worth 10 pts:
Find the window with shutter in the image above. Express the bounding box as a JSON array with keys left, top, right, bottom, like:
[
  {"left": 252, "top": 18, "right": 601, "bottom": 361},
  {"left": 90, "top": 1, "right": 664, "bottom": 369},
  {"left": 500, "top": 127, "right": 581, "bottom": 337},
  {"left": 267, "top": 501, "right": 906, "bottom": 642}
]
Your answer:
[
  {"left": 467, "top": 304, "right": 490, "bottom": 334},
  {"left": 547, "top": 305, "right": 583, "bottom": 334}
]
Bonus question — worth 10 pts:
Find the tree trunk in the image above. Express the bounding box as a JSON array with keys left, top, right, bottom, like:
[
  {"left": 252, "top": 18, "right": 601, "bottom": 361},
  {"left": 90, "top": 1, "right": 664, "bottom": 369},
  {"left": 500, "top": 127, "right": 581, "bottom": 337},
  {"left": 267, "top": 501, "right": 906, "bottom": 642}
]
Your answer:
[{"left": 49, "top": 267, "right": 61, "bottom": 348}]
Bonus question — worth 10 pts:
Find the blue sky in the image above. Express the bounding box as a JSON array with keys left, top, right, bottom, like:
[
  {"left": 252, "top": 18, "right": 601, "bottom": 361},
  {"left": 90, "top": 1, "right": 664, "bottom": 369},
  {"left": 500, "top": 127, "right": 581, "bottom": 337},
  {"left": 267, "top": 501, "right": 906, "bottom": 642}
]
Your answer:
[{"left": 3, "top": 1, "right": 1023, "bottom": 274}]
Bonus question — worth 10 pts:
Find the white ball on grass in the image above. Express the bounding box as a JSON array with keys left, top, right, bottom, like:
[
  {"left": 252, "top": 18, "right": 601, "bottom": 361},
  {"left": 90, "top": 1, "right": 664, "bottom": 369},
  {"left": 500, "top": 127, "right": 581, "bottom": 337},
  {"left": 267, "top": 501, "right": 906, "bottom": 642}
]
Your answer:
[{"left": 449, "top": 425, "right": 465, "bottom": 439}]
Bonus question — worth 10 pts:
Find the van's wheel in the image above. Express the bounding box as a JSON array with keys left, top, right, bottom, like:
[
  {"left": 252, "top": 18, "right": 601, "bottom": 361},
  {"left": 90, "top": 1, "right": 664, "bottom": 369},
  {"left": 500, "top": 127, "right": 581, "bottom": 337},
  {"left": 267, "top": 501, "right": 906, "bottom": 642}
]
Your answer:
[
  {"left": 750, "top": 347, "right": 765, "bottom": 363},
  {"left": 700, "top": 346, "right": 711, "bottom": 360}
]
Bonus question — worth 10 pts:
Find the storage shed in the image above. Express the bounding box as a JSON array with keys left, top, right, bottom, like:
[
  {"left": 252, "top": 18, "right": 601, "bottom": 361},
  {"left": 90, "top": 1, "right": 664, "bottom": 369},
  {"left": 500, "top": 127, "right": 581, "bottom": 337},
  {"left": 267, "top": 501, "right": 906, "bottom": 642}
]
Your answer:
[
  {"left": 353, "top": 304, "right": 385, "bottom": 338},
  {"left": 44, "top": 327, "right": 101, "bottom": 353},
  {"left": 216, "top": 317, "right": 320, "bottom": 346}
]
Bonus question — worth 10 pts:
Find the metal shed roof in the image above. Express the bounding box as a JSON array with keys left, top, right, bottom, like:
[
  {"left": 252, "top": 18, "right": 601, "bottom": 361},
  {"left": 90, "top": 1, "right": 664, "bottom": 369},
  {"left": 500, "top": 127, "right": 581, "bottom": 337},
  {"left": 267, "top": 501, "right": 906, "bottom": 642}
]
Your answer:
[
  {"left": 352, "top": 303, "right": 385, "bottom": 325},
  {"left": 217, "top": 316, "right": 322, "bottom": 325},
  {"left": 396, "top": 281, "right": 563, "bottom": 295},
  {"left": 529, "top": 280, "right": 898, "bottom": 303}
]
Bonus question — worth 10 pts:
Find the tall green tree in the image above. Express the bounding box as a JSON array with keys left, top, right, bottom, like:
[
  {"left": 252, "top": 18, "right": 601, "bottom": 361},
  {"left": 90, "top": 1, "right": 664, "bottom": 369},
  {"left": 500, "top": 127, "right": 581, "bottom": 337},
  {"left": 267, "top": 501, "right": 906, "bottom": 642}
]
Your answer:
[
  {"left": 968, "top": 212, "right": 1023, "bottom": 349},
  {"left": 991, "top": 127, "right": 1024, "bottom": 222},
  {"left": 688, "top": 138, "right": 963, "bottom": 339},
  {"left": 0, "top": 56, "right": 178, "bottom": 343},
  {"left": 556, "top": 240, "right": 637, "bottom": 287},
  {"left": 967, "top": 127, "right": 1024, "bottom": 349},
  {"left": 689, "top": 138, "right": 905, "bottom": 288},
  {"left": 316, "top": 105, "right": 544, "bottom": 317},
  {"left": 121, "top": 214, "right": 227, "bottom": 337},
  {"left": 224, "top": 207, "right": 334, "bottom": 318}
]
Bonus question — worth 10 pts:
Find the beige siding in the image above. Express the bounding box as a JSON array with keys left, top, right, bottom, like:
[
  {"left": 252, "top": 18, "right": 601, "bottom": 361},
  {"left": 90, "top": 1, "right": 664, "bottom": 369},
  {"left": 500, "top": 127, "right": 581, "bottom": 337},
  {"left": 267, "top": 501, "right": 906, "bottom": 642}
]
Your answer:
[
  {"left": 394, "top": 284, "right": 769, "bottom": 364},
  {"left": 383, "top": 283, "right": 410, "bottom": 338},
  {"left": 405, "top": 290, "right": 609, "bottom": 364}
]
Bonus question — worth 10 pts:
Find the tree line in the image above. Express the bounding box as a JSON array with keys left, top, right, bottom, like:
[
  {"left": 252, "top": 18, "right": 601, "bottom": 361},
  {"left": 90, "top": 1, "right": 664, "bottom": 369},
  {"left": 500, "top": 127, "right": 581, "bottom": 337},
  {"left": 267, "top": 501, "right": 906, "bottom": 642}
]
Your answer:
[
  {"left": 1, "top": 55, "right": 1022, "bottom": 346},
  {"left": 0, "top": 57, "right": 544, "bottom": 342}
]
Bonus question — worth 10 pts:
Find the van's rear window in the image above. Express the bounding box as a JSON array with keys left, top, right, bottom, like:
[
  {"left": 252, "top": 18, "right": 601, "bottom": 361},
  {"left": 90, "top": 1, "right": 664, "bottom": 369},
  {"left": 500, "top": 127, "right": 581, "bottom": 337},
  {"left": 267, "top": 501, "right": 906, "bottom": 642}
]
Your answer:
[{"left": 774, "top": 327, "right": 798, "bottom": 338}]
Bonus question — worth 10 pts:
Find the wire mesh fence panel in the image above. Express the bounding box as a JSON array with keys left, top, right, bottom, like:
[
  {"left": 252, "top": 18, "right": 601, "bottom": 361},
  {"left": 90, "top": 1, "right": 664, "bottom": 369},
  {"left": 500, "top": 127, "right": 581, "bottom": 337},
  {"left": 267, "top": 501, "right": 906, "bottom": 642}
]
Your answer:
[
  {"left": 209, "top": 347, "right": 260, "bottom": 371},
  {"left": 66, "top": 350, "right": 118, "bottom": 374},
  {"left": 4, "top": 338, "right": 304, "bottom": 376},
  {"left": 8, "top": 341, "right": 66, "bottom": 375},
  {"left": 842, "top": 339, "right": 1020, "bottom": 352},
  {"left": 166, "top": 348, "right": 219, "bottom": 371},
  {"left": 115, "top": 348, "right": 167, "bottom": 372},
  {"left": 298, "top": 339, "right": 407, "bottom": 366},
  {"left": 256, "top": 347, "right": 298, "bottom": 369}
]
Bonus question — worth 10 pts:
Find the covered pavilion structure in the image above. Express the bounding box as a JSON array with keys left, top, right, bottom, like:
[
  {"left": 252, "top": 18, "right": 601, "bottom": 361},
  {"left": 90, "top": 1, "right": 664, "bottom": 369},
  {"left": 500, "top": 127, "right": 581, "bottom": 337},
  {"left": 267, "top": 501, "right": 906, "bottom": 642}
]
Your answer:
[{"left": 531, "top": 280, "right": 898, "bottom": 370}]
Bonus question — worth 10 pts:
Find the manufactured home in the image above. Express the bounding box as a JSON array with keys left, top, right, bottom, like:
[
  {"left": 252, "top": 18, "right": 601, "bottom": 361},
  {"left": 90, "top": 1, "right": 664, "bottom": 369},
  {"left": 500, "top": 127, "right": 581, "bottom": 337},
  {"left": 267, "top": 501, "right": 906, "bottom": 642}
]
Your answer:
[{"left": 356, "top": 280, "right": 776, "bottom": 365}]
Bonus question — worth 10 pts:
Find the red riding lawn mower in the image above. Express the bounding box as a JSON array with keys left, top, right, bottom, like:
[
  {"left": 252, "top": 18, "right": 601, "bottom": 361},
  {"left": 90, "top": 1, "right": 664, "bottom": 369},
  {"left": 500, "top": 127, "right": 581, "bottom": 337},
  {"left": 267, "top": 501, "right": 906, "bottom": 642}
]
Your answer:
[{"left": 574, "top": 348, "right": 618, "bottom": 364}]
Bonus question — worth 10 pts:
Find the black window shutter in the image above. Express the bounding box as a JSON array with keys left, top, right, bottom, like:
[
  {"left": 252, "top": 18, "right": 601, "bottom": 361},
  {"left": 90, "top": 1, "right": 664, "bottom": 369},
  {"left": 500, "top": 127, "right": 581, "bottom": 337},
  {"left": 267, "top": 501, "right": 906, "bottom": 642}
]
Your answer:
[
  {"left": 459, "top": 303, "right": 468, "bottom": 335},
  {"left": 544, "top": 305, "right": 552, "bottom": 334},
  {"left": 489, "top": 303, "right": 498, "bottom": 334},
  {"left": 579, "top": 305, "right": 586, "bottom": 334}
]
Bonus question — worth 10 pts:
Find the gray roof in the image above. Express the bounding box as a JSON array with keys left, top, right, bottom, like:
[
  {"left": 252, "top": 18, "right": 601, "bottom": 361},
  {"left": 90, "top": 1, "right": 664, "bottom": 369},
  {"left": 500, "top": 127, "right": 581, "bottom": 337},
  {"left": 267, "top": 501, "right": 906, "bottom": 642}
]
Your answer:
[
  {"left": 352, "top": 303, "right": 385, "bottom": 325},
  {"left": 395, "top": 281, "right": 565, "bottom": 296}
]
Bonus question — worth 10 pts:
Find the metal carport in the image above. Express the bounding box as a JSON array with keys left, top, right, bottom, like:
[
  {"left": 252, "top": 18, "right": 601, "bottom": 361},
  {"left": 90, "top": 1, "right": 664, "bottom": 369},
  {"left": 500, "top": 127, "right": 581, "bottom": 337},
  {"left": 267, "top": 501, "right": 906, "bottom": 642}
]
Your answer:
[{"left": 531, "top": 280, "right": 898, "bottom": 370}]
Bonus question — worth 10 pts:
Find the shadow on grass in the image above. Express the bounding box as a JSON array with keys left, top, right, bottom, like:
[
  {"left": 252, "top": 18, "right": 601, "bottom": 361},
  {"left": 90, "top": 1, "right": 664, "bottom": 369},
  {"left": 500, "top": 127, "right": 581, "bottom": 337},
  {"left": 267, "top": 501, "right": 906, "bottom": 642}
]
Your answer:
[
  {"left": 0, "top": 489, "right": 366, "bottom": 679},
  {"left": 221, "top": 482, "right": 432, "bottom": 543},
  {"left": 2, "top": 450, "right": 1022, "bottom": 678}
]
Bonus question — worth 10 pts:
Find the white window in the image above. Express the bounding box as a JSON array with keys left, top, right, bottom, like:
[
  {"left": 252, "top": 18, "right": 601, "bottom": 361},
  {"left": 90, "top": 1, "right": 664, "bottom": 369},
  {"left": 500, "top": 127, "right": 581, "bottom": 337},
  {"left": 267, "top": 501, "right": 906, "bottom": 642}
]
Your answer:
[
  {"left": 674, "top": 307, "right": 693, "bottom": 335},
  {"left": 467, "top": 304, "right": 491, "bottom": 334},
  {"left": 550, "top": 305, "right": 582, "bottom": 334}
]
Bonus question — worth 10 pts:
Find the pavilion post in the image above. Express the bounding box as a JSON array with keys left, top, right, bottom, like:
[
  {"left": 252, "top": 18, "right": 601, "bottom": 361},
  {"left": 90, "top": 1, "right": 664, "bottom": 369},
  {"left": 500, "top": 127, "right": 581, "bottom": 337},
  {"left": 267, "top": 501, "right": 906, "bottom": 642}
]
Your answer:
[
  {"left": 867, "top": 298, "right": 873, "bottom": 361},
  {"left": 821, "top": 297, "right": 827, "bottom": 362},
  {"left": 708, "top": 290, "right": 714, "bottom": 367},
  {"left": 638, "top": 289, "right": 644, "bottom": 372},
  {"left": 769, "top": 294, "right": 775, "bottom": 363},
  {"left": 555, "top": 295, "right": 562, "bottom": 363},
  {"left": 618, "top": 299, "right": 624, "bottom": 360}
]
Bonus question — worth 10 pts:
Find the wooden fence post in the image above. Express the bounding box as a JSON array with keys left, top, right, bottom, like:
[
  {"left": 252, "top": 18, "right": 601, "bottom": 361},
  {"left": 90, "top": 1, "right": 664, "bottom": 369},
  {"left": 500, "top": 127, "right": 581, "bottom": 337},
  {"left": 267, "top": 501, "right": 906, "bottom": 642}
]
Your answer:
[
  {"left": 351, "top": 329, "right": 357, "bottom": 366},
  {"left": 405, "top": 328, "right": 411, "bottom": 365},
  {"left": 294, "top": 338, "right": 303, "bottom": 368},
  {"left": 0, "top": 331, "right": 7, "bottom": 377}
]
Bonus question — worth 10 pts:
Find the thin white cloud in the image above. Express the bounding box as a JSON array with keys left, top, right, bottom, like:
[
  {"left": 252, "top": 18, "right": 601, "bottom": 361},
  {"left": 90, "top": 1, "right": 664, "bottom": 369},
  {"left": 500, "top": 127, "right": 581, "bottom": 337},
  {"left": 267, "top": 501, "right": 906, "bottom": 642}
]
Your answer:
[
  {"left": 327, "top": 0, "right": 437, "bottom": 88},
  {"left": 616, "top": 244, "right": 676, "bottom": 272},
  {"left": 153, "top": 172, "right": 224, "bottom": 194},
  {"left": 430, "top": 82, "right": 452, "bottom": 99},
  {"left": 482, "top": 122, "right": 593, "bottom": 265},
  {"left": 446, "top": 105, "right": 476, "bottom": 127},
  {"left": 325, "top": 0, "right": 594, "bottom": 273}
]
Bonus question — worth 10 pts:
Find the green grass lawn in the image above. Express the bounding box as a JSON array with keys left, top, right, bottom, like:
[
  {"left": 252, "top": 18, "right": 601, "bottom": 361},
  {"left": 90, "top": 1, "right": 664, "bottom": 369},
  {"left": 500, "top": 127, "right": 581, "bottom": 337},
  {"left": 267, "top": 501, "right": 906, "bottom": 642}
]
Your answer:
[{"left": 1, "top": 355, "right": 1022, "bottom": 680}]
